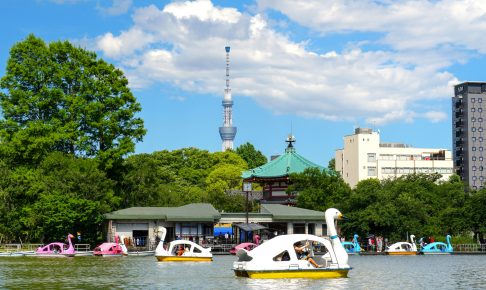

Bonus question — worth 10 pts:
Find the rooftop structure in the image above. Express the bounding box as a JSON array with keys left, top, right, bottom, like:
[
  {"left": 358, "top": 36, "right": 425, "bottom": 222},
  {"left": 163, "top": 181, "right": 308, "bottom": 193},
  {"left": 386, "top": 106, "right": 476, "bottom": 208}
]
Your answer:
[
  {"left": 219, "top": 46, "right": 237, "bottom": 151},
  {"left": 242, "top": 135, "right": 325, "bottom": 204},
  {"left": 335, "top": 128, "right": 453, "bottom": 188}
]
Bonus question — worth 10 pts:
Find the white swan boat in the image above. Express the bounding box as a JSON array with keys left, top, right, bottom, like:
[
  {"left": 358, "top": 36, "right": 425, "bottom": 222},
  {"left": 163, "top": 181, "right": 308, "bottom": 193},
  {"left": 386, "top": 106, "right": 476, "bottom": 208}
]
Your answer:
[
  {"left": 155, "top": 227, "right": 212, "bottom": 262},
  {"left": 232, "top": 208, "right": 351, "bottom": 279},
  {"left": 385, "top": 235, "right": 418, "bottom": 255}
]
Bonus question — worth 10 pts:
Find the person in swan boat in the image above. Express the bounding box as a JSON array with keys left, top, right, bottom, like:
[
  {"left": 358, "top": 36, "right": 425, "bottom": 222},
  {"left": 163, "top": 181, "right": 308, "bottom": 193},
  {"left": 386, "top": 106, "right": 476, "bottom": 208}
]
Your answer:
[{"left": 294, "top": 241, "right": 322, "bottom": 268}]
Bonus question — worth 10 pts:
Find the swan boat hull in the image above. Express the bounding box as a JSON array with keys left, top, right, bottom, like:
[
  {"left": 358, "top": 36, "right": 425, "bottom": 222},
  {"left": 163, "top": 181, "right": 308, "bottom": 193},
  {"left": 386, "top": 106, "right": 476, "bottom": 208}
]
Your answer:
[
  {"left": 386, "top": 251, "right": 417, "bottom": 256},
  {"left": 155, "top": 255, "right": 212, "bottom": 262},
  {"left": 234, "top": 268, "right": 350, "bottom": 279}
]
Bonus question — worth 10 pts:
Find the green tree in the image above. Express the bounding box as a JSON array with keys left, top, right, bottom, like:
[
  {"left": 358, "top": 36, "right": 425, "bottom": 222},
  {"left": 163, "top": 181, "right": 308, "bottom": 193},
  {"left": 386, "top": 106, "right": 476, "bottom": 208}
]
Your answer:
[
  {"left": 0, "top": 34, "right": 146, "bottom": 168},
  {"left": 468, "top": 189, "right": 486, "bottom": 243},
  {"left": 289, "top": 167, "right": 351, "bottom": 212},
  {"left": 236, "top": 142, "right": 267, "bottom": 169}
]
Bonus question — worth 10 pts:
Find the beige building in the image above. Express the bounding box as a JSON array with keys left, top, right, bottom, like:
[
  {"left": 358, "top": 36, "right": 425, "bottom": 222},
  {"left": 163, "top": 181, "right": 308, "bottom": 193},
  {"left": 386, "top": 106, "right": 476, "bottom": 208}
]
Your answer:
[{"left": 335, "top": 128, "right": 454, "bottom": 188}]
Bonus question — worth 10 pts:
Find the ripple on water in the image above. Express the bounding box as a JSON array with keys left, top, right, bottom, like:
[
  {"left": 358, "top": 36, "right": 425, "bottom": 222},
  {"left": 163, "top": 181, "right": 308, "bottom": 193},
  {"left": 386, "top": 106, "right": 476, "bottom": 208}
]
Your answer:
[{"left": 0, "top": 254, "right": 484, "bottom": 289}]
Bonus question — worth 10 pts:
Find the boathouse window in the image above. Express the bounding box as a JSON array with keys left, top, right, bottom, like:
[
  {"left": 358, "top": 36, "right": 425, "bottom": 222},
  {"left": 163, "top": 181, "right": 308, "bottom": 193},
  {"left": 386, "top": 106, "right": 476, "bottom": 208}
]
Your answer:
[{"left": 293, "top": 223, "right": 306, "bottom": 234}]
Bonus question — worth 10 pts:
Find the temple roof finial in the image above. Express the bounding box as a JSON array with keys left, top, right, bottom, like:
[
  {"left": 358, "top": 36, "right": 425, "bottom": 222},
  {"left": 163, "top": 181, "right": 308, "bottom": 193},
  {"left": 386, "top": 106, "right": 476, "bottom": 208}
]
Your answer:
[{"left": 285, "top": 134, "right": 296, "bottom": 153}]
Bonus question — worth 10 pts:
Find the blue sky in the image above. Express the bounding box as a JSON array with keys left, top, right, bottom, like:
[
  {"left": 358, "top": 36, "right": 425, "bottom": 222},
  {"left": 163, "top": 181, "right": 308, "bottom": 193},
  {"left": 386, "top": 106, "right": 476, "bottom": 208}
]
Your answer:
[{"left": 1, "top": 0, "right": 484, "bottom": 166}]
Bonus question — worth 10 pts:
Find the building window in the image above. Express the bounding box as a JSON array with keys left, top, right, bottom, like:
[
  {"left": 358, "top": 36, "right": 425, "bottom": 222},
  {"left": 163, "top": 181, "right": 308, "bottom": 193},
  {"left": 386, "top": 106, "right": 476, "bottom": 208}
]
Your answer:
[
  {"left": 473, "top": 176, "right": 477, "bottom": 181},
  {"left": 368, "top": 166, "right": 376, "bottom": 176},
  {"left": 480, "top": 127, "right": 484, "bottom": 132},
  {"left": 481, "top": 166, "right": 484, "bottom": 171},
  {"left": 472, "top": 127, "right": 477, "bottom": 132},
  {"left": 473, "top": 166, "right": 477, "bottom": 171},
  {"left": 368, "top": 153, "right": 376, "bottom": 162},
  {"left": 481, "top": 147, "right": 484, "bottom": 151},
  {"left": 472, "top": 117, "right": 476, "bottom": 122},
  {"left": 480, "top": 157, "right": 484, "bottom": 161},
  {"left": 472, "top": 108, "right": 476, "bottom": 112},
  {"left": 479, "top": 108, "right": 483, "bottom": 113},
  {"left": 472, "top": 98, "right": 476, "bottom": 103},
  {"left": 480, "top": 118, "right": 484, "bottom": 122},
  {"left": 473, "top": 147, "right": 477, "bottom": 151},
  {"left": 480, "top": 176, "right": 484, "bottom": 181},
  {"left": 473, "top": 137, "right": 477, "bottom": 142},
  {"left": 480, "top": 137, "right": 484, "bottom": 142},
  {"left": 473, "top": 156, "right": 477, "bottom": 161},
  {"left": 480, "top": 98, "right": 484, "bottom": 103}
]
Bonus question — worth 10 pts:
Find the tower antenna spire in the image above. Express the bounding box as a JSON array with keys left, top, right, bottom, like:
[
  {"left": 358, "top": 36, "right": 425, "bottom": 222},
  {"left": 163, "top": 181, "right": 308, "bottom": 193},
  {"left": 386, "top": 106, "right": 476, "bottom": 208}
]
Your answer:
[{"left": 219, "top": 46, "right": 237, "bottom": 151}]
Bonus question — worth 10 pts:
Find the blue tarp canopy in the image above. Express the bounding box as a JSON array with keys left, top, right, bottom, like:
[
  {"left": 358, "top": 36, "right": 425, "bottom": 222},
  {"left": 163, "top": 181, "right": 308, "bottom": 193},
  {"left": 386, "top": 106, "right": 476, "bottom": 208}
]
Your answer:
[{"left": 214, "top": 227, "right": 233, "bottom": 236}]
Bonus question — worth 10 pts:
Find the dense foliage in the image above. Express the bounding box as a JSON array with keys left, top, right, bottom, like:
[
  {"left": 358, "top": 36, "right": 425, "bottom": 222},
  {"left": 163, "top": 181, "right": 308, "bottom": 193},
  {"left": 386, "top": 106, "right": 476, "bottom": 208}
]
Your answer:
[
  {"left": 0, "top": 34, "right": 146, "bottom": 169},
  {"left": 290, "top": 169, "right": 485, "bottom": 243}
]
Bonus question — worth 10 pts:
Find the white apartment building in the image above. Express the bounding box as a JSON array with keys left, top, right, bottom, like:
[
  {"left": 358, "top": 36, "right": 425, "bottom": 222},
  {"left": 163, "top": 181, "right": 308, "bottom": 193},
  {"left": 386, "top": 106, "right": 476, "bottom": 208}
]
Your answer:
[{"left": 335, "top": 128, "right": 454, "bottom": 188}]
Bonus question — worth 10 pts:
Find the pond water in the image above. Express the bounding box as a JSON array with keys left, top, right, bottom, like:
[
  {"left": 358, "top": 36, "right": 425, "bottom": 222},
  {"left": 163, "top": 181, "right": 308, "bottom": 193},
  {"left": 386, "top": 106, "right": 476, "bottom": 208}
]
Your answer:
[{"left": 0, "top": 254, "right": 484, "bottom": 289}]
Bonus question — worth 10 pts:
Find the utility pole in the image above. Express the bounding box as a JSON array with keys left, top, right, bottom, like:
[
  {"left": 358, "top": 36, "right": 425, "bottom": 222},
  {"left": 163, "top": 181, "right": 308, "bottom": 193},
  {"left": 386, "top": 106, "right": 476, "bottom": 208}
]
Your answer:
[{"left": 243, "top": 182, "right": 252, "bottom": 225}]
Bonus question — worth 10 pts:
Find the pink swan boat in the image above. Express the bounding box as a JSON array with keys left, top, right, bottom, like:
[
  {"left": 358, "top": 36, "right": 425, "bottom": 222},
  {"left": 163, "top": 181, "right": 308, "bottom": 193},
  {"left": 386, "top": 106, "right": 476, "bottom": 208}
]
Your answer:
[
  {"left": 35, "top": 234, "right": 76, "bottom": 257},
  {"left": 93, "top": 235, "right": 127, "bottom": 257}
]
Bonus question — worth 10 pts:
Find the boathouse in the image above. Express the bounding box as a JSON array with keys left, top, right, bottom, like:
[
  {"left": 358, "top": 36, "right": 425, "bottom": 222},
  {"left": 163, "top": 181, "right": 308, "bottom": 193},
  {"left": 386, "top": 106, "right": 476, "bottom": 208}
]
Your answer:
[
  {"left": 242, "top": 135, "right": 325, "bottom": 205},
  {"left": 103, "top": 203, "right": 327, "bottom": 247}
]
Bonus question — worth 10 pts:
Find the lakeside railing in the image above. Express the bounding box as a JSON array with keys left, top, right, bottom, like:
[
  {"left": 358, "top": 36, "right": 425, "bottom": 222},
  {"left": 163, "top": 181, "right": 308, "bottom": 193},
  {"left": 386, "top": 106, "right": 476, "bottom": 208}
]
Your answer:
[
  {"left": 0, "top": 244, "right": 43, "bottom": 252},
  {"left": 453, "top": 244, "right": 486, "bottom": 252}
]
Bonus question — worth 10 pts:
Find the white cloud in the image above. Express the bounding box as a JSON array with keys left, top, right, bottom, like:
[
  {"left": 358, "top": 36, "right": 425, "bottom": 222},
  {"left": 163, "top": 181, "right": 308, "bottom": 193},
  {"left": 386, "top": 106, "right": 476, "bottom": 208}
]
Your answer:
[
  {"left": 90, "top": 0, "right": 483, "bottom": 125},
  {"left": 423, "top": 111, "right": 448, "bottom": 123},
  {"left": 169, "top": 95, "right": 187, "bottom": 102},
  {"left": 97, "top": 0, "right": 132, "bottom": 16}
]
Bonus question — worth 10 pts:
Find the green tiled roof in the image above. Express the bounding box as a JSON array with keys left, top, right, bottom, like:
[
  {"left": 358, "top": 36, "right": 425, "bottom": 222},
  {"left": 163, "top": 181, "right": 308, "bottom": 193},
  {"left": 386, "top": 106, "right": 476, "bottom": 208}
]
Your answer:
[
  {"left": 260, "top": 204, "right": 325, "bottom": 221},
  {"left": 104, "top": 203, "right": 221, "bottom": 222},
  {"left": 242, "top": 146, "right": 325, "bottom": 179}
]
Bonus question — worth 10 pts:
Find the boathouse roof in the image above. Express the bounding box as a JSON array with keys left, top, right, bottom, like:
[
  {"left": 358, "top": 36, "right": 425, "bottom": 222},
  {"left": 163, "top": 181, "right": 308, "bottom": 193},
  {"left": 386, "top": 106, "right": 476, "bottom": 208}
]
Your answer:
[
  {"left": 104, "top": 203, "right": 221, "bottom": 222},
  {"left": 241, "top": 135, "right": 325, "bottom": 180}
]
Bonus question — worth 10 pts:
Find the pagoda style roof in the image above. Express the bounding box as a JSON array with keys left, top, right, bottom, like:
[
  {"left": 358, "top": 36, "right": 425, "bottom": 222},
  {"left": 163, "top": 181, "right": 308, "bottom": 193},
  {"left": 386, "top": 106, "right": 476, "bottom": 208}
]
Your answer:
[{"left": 242, "top": 136, "right": 325, "bottom": 180}]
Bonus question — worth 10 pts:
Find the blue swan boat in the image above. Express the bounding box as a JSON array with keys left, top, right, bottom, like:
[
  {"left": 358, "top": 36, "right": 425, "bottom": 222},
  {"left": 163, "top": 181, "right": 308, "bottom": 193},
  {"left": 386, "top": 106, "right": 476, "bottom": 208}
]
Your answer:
[
  {"left": 420, "top": 235, "right": 453, "bottom": 255},
  {"left": 342, "top": 234, "right": 361, "bottom": 254}
]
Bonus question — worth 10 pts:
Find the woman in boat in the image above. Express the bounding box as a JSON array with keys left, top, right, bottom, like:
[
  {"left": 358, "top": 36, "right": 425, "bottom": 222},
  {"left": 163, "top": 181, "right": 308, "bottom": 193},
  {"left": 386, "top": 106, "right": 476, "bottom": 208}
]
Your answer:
[{"left": 294, "top": 241, "right": 322, "bottom": 268}]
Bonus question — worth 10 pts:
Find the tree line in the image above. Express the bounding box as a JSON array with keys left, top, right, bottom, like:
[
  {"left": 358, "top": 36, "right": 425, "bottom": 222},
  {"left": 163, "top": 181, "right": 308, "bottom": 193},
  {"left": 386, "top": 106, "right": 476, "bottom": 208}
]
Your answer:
[{"left": 289, "top": 166, "right": 486, "bottom": 244}]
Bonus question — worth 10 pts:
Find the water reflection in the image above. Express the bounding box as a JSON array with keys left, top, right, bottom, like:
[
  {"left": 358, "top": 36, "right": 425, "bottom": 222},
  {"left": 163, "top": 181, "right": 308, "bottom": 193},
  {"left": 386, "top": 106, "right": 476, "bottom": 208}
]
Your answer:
[{"left": 0, "top": 254, "right": 484, "bottom": 289}]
